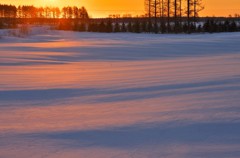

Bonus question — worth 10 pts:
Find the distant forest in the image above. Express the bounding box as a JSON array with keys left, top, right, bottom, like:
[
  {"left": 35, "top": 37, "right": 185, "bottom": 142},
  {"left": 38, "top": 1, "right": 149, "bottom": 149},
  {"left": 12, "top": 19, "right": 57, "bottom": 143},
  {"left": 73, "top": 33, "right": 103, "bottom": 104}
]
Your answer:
[
  {"left": 0, "top": 3, "right": 240, "bottom": 34},
  {"left": 0, "top": 4, "right": 89, "bottom": 19}
]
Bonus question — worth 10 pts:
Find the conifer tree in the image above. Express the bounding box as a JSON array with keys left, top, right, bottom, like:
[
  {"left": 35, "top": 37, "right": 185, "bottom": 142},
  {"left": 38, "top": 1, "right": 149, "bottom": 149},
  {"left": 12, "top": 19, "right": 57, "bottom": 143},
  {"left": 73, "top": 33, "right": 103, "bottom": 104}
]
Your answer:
[
  {"left": 121, "top": 22, "right": 127, "bottom": 32},
  {"left": 128, "top": 22, "right": 133, "bottom": 32},
  {"left": 114, "top": 22, "right": 120, "bottom": 32},
  {"left": 106, "top": 20, "right": 113, "bottom": 33},
  {"left": 99, "top": 21, "right": 106, "bottom": 32},
  {"left": 133, "top": 21, "right": 141, "bottom": 33}
]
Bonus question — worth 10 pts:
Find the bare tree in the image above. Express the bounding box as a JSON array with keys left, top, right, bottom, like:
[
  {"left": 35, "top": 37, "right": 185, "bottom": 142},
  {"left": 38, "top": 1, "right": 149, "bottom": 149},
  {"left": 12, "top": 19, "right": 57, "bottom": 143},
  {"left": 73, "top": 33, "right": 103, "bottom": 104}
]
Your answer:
[
  {"left": 167, "top": 0, "right": 170, "bottom": 32},
  {"left": 144, "top": 0, "right": 152, "bottom": 32},
  {"left": 193, "top": 0, "right": 204, "bottom": 22},
  {"left": 187, "top": 0, "right": 190, "bottom": 33},
  {"left": 179, "top": 0, "right": 182, "bottom": 22}
]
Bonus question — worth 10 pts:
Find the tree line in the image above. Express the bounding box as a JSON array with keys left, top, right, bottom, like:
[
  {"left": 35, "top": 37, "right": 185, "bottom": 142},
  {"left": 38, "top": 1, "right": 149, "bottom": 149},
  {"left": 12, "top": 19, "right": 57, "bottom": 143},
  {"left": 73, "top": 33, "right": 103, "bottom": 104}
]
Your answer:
[
  {"left": 144, "top": 0, "right": 204, "bottom": 33},
  {"left": 1, "top": 2, "right": 239, "bottom": 34},
  {"left": 57, "top": 18, "right": 240, "bottom": 33},
  {"left": 0, "top": 4, "right": 88, "bottom": 19}
]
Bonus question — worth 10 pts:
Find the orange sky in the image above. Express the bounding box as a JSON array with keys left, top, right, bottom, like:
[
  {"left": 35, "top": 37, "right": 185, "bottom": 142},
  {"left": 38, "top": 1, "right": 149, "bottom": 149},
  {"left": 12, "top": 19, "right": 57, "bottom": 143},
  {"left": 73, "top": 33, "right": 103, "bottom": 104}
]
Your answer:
[{"left": 0, "top": 0, "right": 239, "bottom": 17}]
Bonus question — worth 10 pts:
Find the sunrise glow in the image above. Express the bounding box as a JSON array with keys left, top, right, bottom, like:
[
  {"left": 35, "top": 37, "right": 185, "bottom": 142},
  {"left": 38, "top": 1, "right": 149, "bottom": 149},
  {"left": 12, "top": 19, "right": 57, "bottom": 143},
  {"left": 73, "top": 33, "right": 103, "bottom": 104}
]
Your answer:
[{"left": 0, "top": 0, "right": 239, "bottom": 17}]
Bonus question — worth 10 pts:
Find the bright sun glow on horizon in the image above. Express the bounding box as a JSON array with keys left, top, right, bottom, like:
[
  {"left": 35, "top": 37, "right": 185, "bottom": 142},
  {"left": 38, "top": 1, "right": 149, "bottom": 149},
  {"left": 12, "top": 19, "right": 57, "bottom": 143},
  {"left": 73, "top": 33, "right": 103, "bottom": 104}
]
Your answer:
[
  {"left": 0, "top": 0, "right": 239, "bottom": 17},
  {"left": 43, "top": 0, "right": 55, "bottom": 5}
]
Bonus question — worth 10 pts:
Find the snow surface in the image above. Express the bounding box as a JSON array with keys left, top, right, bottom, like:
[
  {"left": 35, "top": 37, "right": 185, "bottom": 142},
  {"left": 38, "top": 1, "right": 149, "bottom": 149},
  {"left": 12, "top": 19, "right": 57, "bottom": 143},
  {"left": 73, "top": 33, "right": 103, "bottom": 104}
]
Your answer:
[{"left": 0, "top": 31, "right": 240, "bottom": 158}]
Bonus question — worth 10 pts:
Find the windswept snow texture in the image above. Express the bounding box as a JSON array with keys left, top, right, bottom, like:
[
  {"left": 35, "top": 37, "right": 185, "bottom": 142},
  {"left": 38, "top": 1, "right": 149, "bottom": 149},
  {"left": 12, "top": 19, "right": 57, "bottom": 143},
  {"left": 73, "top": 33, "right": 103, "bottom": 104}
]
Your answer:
[{"left": 1, "top": 31, "right": 240, "bottom": 158}]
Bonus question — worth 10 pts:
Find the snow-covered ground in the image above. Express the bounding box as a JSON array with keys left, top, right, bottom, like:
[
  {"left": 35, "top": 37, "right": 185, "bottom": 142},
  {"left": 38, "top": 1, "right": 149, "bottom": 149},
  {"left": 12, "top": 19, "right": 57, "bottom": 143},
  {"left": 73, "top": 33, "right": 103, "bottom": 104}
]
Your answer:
[{"left": 0, "top": 31, "right": 240, "bottom": 158}]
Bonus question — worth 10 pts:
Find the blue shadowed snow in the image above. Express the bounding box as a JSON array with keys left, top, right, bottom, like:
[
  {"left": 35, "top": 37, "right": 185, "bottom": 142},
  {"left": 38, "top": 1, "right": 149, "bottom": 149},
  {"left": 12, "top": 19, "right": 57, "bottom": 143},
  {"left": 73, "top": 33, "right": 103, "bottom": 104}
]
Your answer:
[{"left": 0, "top": 31, "right": 240, "bottom": 158}]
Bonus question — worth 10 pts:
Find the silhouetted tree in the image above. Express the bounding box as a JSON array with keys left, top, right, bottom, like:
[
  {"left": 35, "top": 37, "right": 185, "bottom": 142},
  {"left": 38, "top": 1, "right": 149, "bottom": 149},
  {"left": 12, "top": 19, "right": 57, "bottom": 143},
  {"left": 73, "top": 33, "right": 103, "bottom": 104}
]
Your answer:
[
  {"left": 114, "top": 22, "right": 120, "bottom": 32},
  {"left": 121, "top": 22, "right": 127, "bottom": 32},
  {"left": 128, "top": 22, "right": 133, "bottom": 32},
  {"left": 0, "top": 21, "right": 4, "bottom": 29},
  {"left": 230, "top": 21, "right": 237, "bottom": 32},
  {"left": 187, "top": 0, "right": 191, "bottom": 33},
  {"left": 160, "top": 21, "right": 167, "bottom": 33},
  {"left": 173, "top": 21, "right": 182, "bottom": 33},
  {"left": 147, "top": 21, "right": 153, "bottom": 32},
  {"left": 99, "top": 21, "right": 106, "bottom": 32},
  {"left": 141, "top": 21, "right": 147, "bottom": 32},
  {"left": 197, "top": 24, "right": 202, "bottom": 32},
  {"left": 106, "top": 20, "right": 113, "bottom": 32},
  {"left": 133, "top": 21, "right": 141, "bottom": 33},
  {"left": 193, "top": 0, "right": 204, "bottom": 23},
  {"left": 79, "top": 23, "right": 86, "bottom": 31},
  {"left": 167, "top": 0, "right": 170, "bottom": 32},
  {"left": 0, "top": 4, "right": 17, "bottom": 18}
]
